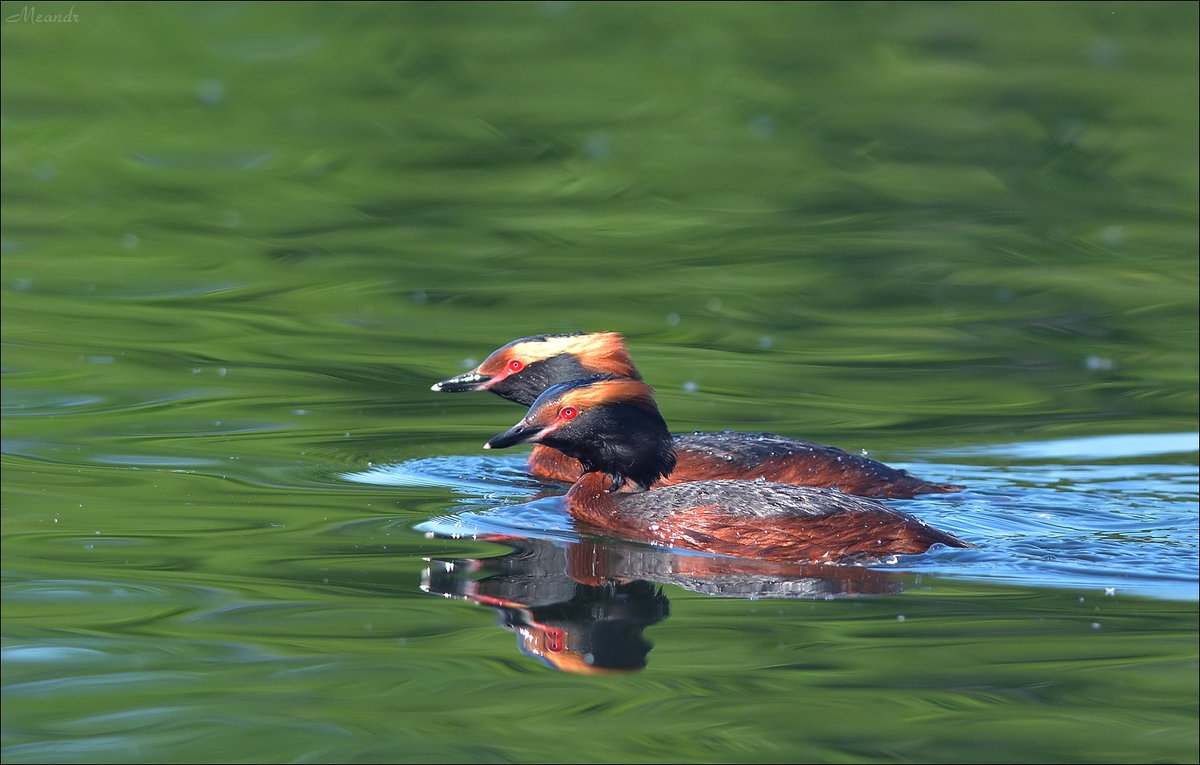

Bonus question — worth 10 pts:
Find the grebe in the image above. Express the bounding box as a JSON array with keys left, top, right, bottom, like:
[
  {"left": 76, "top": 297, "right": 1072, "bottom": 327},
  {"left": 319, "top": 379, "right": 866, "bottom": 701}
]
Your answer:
[
  {"left": 483, "top": 375, "right": 972, "bottom": 565},
  {"left": 433, "top": 332, "right": 961, "bottom": 498}
]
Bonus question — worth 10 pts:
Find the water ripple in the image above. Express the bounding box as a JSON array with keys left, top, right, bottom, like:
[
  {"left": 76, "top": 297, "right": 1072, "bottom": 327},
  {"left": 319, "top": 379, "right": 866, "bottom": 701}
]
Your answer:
[{"left": 383, "top": 438, "right": 1197, "bottom": 601}]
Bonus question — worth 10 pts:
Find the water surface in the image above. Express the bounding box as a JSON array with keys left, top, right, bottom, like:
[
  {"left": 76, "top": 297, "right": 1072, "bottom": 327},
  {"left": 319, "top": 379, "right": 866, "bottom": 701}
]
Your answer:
[{"left": 3, "top": 3, "right": 1197, "bottom": 763}]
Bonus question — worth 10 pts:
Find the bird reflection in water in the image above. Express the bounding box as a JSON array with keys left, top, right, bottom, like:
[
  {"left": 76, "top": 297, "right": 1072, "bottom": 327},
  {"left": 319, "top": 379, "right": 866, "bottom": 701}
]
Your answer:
[{"left": 421, "top": 533, "right": 901, "bottom": 674}]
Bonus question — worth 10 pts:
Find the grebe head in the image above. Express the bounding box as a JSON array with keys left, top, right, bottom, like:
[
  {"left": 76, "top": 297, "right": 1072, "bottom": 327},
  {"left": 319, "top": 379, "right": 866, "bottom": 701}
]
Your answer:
[
  {"left": 431, "top": 332, "right": 640, "bottom": 406},
  {"left": 484, "top": 374, "right": 675, "bottom": 490}
]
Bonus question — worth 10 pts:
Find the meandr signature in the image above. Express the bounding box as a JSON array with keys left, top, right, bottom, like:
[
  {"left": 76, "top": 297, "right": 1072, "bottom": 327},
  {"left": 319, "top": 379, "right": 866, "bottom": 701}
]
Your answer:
[{"left": 6, "top": 5, "right": 81, "bottom": 24}]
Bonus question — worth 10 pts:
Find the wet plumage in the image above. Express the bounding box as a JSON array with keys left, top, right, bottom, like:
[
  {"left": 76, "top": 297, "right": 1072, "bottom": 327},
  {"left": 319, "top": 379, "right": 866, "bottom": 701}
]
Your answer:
[
  {"left": 485, "top": 375, "right": 973, "bottom": 564},
  {"left": 433, "top": 332, "right": 962, "bottom": 498}
]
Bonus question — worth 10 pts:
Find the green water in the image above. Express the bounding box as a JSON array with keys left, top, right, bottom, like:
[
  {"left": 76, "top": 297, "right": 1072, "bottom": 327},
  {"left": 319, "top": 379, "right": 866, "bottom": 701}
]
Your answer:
[{"left": 3, "top": 2, "right": 1197, "bottom": 763}]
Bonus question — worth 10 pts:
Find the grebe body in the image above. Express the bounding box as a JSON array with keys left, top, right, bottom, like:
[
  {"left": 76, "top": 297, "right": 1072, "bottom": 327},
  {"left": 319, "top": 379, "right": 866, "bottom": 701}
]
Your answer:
[{"left": 484, "top": 375, "right": 971, "bottom": 564}]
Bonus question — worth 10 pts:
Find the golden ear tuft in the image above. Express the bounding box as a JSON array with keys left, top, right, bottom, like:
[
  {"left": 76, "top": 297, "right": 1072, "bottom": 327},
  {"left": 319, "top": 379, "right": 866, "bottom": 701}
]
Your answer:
[
  {"left": 558, "top": 377, "right": 657, "bottom": 413},
  {"left": 570, "top": 332, "right": 640, "bottom": 379},
  {"left": 476, "top": 331, "right": 640, "bottom": 378}
]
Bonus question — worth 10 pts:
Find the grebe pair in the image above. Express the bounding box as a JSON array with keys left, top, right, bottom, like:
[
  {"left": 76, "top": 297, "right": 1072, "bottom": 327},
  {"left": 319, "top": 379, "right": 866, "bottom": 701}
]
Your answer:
[
  {"left": 433, "top": 332, "right": 959, "bottom": 498},
  {"left": 432, "top": 333, "right": 970, "bottom": 563}
]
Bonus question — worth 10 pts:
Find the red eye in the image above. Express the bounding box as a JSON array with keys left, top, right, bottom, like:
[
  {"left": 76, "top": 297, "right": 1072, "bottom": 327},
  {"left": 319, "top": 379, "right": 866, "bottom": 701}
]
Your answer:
[
  {"left": 507, "top": 359, "right": 524, "bottom": 373},
  {"left": 560, "top": 406, "right": 577, "bottom": 420}
]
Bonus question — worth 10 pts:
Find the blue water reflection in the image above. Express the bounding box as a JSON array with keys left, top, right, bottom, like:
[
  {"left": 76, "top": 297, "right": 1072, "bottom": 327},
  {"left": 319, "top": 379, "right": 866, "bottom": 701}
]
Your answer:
[{"left": 346, "top": 432, "right": 1199, "bottom": 603}]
